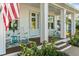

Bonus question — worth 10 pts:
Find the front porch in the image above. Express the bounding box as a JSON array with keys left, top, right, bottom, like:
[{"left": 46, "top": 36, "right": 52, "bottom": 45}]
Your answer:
[{"left": 0, "top": 3, "right": 79, "bottom": 55}]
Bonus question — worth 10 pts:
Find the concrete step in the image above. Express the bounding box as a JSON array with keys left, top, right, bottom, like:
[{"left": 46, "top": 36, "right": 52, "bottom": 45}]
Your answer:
[
  {"left": 59, "top": 45, "right": 71, "bottom": 52},
  {"left": 54, "top": 38, "right": 71, "bottom": 52},
  {"left": 55, "top": 42, "right": 67, "bottom": 48},
  {"left": 55, "top": 42, "right": 65, "bottom": 45},
  {"left": 56, "top": 43, "right": 71, "bottom": 52},
  {"left": 55, "top": 38, "right": 70, "bottom": 44}
]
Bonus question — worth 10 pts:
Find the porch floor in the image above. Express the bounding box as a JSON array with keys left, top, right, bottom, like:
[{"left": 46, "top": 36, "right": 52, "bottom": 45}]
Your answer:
[{"left": 64, "top": 46, "right": 79, "bottom": 56}]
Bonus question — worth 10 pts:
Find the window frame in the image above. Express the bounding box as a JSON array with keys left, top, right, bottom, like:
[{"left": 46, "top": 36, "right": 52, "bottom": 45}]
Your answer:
[{"left": 48, "top": 15, "right": 54, "bottom": 29}]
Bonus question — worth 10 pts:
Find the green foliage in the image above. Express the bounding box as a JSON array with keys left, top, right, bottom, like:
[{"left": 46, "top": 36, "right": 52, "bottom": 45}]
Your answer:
[
  {"left": 39, "top": 41, "right": 68, "bottom": 56},
  {"left": 76, "top": 25, "right": 79, "bottom": 30},
  {"left": 40, "top": 41, "right": 56, "bottom": 56},
  {"left": 69, "top": 34, "right": 79, "bottom": 47},
  {"left": 19, "top": 43, "right": 33, "bottom": 56},
  {"left": 76, "top": 20, "right": 79, "bottom": 26},
  {"left": 51, "top": 36, "right": 58, "bottom": 43},
  {"left": 69, "top": 19, "right": 79, "bottom": 46},
  {"left": 19, "top": 41, "right": 38, "bottom": 56},
  {"left": 19, "top": 40, "right": 68, "bottom": 56},
  {"left": 29, "top": 41, "right": 39, "bottom": 56}
]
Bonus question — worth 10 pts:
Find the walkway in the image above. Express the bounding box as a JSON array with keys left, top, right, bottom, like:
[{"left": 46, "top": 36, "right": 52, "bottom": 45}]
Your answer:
[{"left": 64, "top": 46, "right": 79, "bottom": 56}]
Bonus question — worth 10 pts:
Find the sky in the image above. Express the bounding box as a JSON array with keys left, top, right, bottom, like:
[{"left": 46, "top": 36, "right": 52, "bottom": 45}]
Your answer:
[{"left": 72, "top": 3, "right": 79, "bottom": 10}]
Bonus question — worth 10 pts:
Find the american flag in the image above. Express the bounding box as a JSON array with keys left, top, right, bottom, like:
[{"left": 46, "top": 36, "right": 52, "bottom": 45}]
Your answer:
[{"left": 2, "top": 3, "right": 19, "bottom": 31}]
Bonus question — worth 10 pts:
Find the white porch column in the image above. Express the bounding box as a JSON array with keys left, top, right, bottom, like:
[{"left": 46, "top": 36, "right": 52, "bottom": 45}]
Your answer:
[
  {"left": 54, "top": 16, "right": 57, "bottom": 30},
  {"left": 40, "top": 3, "right": 48, "bottom": 43},
  {"left": 60, "top": 9, "right": 66, "bottom": 39},
  {"left": 71, "top": 13, "right": 76, "bottom": 36},
  {"left": 0, "top": 13, "right": 6, "bottom": 55}
]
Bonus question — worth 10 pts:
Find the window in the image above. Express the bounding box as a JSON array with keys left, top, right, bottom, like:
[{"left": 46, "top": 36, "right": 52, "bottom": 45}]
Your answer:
[
  {"left": 30, "top": 12, "right": 40, "bottom": 30},
  {"left": 48, "top": 15, "right": 54, "bottom": 29},
  {"left": 31, "top": 13, "right": 36, "bottom": 30}
]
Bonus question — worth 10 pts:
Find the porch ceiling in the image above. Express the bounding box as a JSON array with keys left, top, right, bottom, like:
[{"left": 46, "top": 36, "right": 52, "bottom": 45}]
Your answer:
[
  {"left": 24, "top": 3, "right": 40, "bottom": 8},
  {"left": 54, "top": 3, "right": 79, "bottom": 14},
  {"left": 49, "top": 4, "right": 60, "bottom": 15},
  {"left": 49, "top": 4, "right": 74, "bottom": 15},
  {"left": 23, "top": 3, "right": 61, "bottom": 15},
  {"left": 21, "top": 3, "right": 79, "bottom": 15},
  {"left": 49, "top": 3, "right": 71, "bottom": 15}
]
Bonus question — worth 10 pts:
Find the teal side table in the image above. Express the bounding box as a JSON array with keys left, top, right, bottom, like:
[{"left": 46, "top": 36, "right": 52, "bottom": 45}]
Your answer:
[{"left": 11, "top": 36, "right": 20, "bottom": 44}]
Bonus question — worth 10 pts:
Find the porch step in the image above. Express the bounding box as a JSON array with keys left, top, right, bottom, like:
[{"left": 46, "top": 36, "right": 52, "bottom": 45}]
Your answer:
[
  {"left": 55, "top": 38, "right": 70, "bottom": 44},
  {"left": 54, "top": 39, "right": 71, "bottom": 52},
  {"left": 55, "top": 42, "right": 65, "bottom": 45},
  {"left": 59, "top": 45, "right": 71, "bottom": 52},
  {"left": 55, "top": 42, "right": 67, "bottom": 48},
  {"left": 56, "top": 44, "right": 71, "bottom": 52}
]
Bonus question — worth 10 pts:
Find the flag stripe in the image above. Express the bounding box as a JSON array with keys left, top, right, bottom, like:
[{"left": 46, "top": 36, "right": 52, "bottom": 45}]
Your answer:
[
  {"left": 7, "top": 4, "right": 15, "bottom": 20},
  {"left": 14, "top": 3, "right": 19, "bottom": 18},
  {"left": 3, "top": 14, "right": 6, "bottom": 30},
  {"left": 3, "top": 14, "right": 9, "bottom": 31},
  {"left": 8, "top": 10, "right": 12, "bottom": 22},
  {"left": 4, "top": 3, "right": 7, "bottom": 14},
  {"left": 10, "top": 3, "right": 18, "bottom": 18}
]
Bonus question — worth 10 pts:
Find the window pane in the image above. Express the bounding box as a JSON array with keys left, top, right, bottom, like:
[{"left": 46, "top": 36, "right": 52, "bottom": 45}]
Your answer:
[
  {"left": 32, "top": 18, "right": 36, "bottom": 30},
  {"left": 51, "top": 23, "right": 53, "bottom": 29},
  {"left": 32, "top": 13, "right": 36, "bottom": 16}
]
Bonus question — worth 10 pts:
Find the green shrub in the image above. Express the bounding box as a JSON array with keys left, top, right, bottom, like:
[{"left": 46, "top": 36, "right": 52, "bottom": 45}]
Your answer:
[
  {"left": 19, "top": 43, "right": 33, "bottom": 56},
  {"left": 69, "top": 34, "right": 79, "bottom": 47},
  {"left": 19, "top": 41, "right": 68, "bottom": 56}
]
